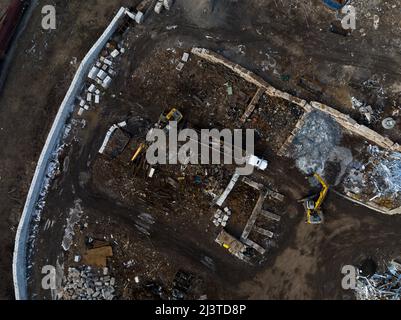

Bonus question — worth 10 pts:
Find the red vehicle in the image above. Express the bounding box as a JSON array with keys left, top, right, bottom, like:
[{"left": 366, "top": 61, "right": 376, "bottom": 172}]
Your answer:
[{"left": 0, "top": 0, "right": 27, "bottom": 60}]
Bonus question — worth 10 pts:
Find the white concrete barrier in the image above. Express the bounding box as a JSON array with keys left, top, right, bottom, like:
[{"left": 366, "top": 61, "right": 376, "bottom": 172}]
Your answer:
[{"left": 13, "top": 7, "right": 131, "bottom": 300}]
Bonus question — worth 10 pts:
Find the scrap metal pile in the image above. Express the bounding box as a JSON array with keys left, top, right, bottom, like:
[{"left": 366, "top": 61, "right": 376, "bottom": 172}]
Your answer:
[{"left": 355, "top": 261, "right": 401, "bottom": 300}]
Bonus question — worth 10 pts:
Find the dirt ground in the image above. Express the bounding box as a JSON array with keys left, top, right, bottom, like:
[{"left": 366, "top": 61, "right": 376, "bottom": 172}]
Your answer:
[{"left": 2, "top": 0, "right": 401, "bottom": 300}]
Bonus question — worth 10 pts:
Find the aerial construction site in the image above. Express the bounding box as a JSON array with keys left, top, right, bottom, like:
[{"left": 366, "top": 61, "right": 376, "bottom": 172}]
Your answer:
[{"left": 1, "top": 0, "right": 401, "bottom": 302}]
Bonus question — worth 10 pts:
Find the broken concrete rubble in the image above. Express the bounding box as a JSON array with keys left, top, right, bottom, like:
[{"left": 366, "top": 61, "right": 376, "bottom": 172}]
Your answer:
[{"left": 60, "top": 266, "right": 116, "bottom": 300}]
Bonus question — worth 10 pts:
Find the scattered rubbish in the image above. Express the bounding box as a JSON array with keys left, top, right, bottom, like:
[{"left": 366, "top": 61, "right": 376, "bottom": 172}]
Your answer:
[
  {"left": 172, "top": 270, "right": 195, "bottom": 300},
  {"left": 355, "top": 260, "right": 401, "bottom": 300}
]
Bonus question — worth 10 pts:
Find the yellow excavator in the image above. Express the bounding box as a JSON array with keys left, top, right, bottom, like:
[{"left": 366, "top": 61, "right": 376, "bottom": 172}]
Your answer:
[
  {"left": 130, "top": 108, "right": 183, "bottom": 162},
  {"left": 159, "top": 108, "right": 183, "bottom": 132},
  {"left": 300, "top": 173, "right": 329, "bottom": 224}
]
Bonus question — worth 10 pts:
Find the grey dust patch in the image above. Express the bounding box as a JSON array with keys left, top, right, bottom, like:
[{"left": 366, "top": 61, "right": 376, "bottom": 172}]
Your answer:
[{"left": 290, "top": 111, "right": 342, "bottom": 176}]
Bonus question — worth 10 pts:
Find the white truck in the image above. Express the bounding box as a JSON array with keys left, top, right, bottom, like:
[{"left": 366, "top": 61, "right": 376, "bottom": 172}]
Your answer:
[{"left": 247, "top": 155, "right": 268, "bottom": 171}]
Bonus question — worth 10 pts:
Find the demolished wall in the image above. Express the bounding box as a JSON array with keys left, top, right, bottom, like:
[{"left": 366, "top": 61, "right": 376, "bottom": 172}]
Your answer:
[
  {"left": 191, "top": 47, "right": 401, "bottom": 153},
  {"left": 12, "top": 7, "right": 131, "bottom": 300}
]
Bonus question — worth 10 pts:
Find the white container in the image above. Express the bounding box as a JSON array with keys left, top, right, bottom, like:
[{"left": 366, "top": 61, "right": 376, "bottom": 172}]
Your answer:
[
  {"left": 111, "top": 49, "right": 120, "bottom": 58},
  {"left": 102, "top": 76, "right": 112, "bottom": 89},
  {"left": 182, "top": 52, "right": 189, "bottom": 62},
  {"left": 104, "top": 59, "right": 113, "bottom": 66},
  {"left": 97, "top": 70, "right": 107, "bottom": 81},
  {"left": 88, "top": 66, "right": 99, "bottom": 80}
]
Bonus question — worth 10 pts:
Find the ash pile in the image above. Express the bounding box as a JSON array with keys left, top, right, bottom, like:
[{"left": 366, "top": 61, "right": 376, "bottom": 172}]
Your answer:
[
  {"left": 60, "top": 266, "right": 116, "bottom": 300},
  {"left": 355, "top": 260, "right": 401, "bottom": 300}
]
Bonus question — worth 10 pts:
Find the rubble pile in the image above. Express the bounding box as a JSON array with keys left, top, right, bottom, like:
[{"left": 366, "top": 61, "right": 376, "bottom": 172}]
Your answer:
[
  {"left": 356, "top": 261, "right": 401, "bottom": 300},
  {"left": 343, "top": 145, "right": 401, "bottom": 208},
  {"left": 291, "top": 111, "right": 342, "bottom": 175},
  {"left": 60, "top": 266, "right": 116, "bottom": 300},
  {"left": 367, "top": 146, "right": 401, "bottom": 198}
]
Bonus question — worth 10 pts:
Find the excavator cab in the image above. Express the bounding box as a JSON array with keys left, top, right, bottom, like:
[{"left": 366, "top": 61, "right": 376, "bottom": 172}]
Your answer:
[
  {"left": 159, "top": 108, "right": 183, "bottom": 124},
  {"left": 300, "top": 173, "right": 329, "bottom": 225}
]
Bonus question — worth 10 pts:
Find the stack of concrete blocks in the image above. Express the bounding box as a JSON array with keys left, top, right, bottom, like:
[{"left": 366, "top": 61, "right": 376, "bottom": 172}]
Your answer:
[
  {"left": 213, "top": 207, "right": 232, "bottom": 227},
  {"left": 60, "top": 267, "right": 116, "bottom": 300},
  {"left": 79, "top": 42, "right": 126, "bottom": 116},
  {"left": 13, "top": 7, "right": 134, "bottom": 300}
]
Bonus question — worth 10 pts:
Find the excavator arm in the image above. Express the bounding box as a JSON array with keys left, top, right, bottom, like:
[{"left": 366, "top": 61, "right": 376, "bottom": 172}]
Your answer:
[
  {"left": 306, "top": 173, "right": 329, "bottom": 224},
  {"left": 313, "top": 173, "right": 329, "bottom": 210}
]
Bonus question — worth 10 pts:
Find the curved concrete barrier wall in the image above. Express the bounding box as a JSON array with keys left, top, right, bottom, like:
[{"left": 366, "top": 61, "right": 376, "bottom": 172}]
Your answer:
[{"left": 13, "top": 7, "right": 129, "bottom": 300}]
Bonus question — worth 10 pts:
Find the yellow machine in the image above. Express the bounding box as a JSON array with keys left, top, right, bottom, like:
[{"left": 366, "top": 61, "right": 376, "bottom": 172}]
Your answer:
[
  {"left": 130, "top": 108, "right": 183, "bottom": 163},
  {"left": 301, "top": 173, "right": 329, "bottom": 225},
  {"left": 159, "top": 108, "right": 183, "bottom": 132},
  {"left": 130, "top": 142, "right": 145, "bottom": 162}
]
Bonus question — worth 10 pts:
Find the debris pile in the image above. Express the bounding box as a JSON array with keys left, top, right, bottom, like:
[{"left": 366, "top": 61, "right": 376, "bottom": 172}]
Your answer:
[
  {"left": 60, "top": 266, "right": 116, "bottom": 300},
  {"left": 368, "top": 146, "right": 401, "bottom": 199},
  {"left": 355, "top": 261, "right": 401, "bottom": 300},
  {"left": 290, "top": 111, "right": 342, "bottom": 175},
  {"left": 343, "top": 145, "right": 401, "bottom": 208}
]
